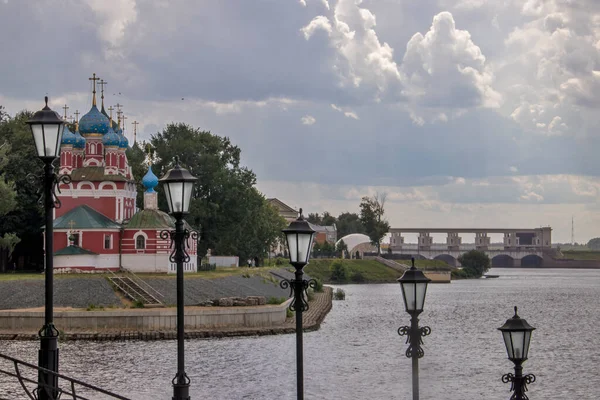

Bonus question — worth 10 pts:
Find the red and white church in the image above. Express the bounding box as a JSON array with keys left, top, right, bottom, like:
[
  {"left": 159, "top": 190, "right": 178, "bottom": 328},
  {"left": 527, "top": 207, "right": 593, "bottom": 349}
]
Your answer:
[{"left": 51, "top": 78, "right": 197, "bottom": 273}]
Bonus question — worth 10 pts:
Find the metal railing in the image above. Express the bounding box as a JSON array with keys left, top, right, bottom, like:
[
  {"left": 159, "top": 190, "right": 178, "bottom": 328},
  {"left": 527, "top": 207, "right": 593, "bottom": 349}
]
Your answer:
[
  {"left": 120, "top": 267, "right": 165, "bottom": 301},
  {"left": 0, "top": 352, "right": 130, "bottom": 400}
]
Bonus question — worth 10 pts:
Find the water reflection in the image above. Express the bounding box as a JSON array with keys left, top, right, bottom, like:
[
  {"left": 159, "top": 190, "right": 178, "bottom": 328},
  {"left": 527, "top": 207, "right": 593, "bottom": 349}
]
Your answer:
[{"left": 1, "top": 268, "right": 599, "bottom": 399}]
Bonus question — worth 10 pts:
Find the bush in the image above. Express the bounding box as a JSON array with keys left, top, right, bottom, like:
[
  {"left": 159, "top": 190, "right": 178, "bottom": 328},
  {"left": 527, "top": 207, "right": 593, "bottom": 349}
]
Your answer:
[
  {"left": 350, "top": 271, "right": 365, "bottom": 283},
  {"left": 312, "top": 279, "right": 324, "bottom": 292},
  {"left": 198, "top": 263, "right": 216, "bottom": 271},
  {"left": 333, "top": 288, "right": 346, "bottom": 300},
  {"left": 306, "top": 289, "right": 315, "bottom": 301},
  {"left": 457, "top": 250, "right": 491, "bottom": 278},
  {"left": 132, "top": 299, "right": 145, "bottom": 308},
  {"left": 267, "top": 296, "right": 287, "bottom": 305},
  {"left": 330, "top": 260, "right": 349, "bottom": 282}
]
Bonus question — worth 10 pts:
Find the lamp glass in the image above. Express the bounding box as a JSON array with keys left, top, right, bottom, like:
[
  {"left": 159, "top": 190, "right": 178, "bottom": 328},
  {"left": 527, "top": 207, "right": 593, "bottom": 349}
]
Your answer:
[
  {"left": 401, "top": 282, "right": 416, "bottom": 311},
  {"left": 31, "top": 122, "right": 63, "bottom": 158},
  {"left": 286, "top": 231, "right": 314, "bottom": 265}
]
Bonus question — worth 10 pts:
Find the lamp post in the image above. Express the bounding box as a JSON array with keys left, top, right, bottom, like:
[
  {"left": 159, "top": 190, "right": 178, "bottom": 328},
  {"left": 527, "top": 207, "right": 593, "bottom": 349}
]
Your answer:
[
  {"left": 499, "top": 307, "right": 536, "bottom": 400},
  {"left": 281, "top": 209, "right": 316, "bottom": 400},
  {"left": 397, "top": 257, "right": 431, "bottom": 400},
  {"left": 159, "top": 157, "right": 198, "bottom": 400},
  {"left": 26, "top": 97, "right": 66, "bottom": 400}
]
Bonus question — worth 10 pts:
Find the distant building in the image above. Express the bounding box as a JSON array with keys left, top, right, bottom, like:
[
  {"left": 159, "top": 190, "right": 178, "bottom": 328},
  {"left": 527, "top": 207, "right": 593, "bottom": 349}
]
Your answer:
[
  {"left": 311, "top": 224, "right": 337, "bottom": 245},
  {"left": 267, "top": 198, "right": 298, "bottom": 256}
]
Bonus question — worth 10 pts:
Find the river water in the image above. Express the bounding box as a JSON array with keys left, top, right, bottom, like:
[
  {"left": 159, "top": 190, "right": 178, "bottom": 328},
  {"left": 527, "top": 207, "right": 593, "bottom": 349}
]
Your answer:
[{"left": 1, "top": 268, "right": 599, "bottom": 399}]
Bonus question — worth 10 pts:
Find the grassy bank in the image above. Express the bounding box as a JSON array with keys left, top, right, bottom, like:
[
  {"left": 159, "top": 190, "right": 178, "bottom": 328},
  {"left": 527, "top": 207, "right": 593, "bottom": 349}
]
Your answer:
[
  {"left": 558, "top": 250, "right": 600, "bottom": 260},
  {"left": 303, "top": 259, "right": 402, "bottom": 283}
]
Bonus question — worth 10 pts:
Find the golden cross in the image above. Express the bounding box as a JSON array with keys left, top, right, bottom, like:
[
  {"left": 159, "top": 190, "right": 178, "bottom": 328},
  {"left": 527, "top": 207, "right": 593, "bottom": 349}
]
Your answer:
[
  {"left": 114, "top": 103, "right": 123, "bottom": 112},
  {"left": 62, "top": 104, "right": 69, "bottom": 119},
  {"left": 121, "top": 114, "right": 128, "bottom": 131},
  {"left": 68, "top": 220, "right": 76, "bottom": 230},
  {"left": 89, "top": 73, "right": 100, "bottom": 105},
  {"left": 74, "top": 110, "right": 80, "bottom": 123}
]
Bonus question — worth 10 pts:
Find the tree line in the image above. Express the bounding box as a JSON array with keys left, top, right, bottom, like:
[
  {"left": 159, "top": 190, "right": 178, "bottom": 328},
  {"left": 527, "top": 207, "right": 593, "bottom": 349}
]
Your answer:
[{"left": 307, "top": 192, "right": 390, "bottom": 255}]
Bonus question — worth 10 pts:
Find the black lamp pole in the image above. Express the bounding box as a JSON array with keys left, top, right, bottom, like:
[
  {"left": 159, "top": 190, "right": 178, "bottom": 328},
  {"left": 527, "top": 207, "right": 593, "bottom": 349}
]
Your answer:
[
  {"left": 27, "top": 97, "right": 67, "bottom": 400},
  {"left": 281, "top": 209, "right": 316, "bottom": 400},
  {"left": 499, "top": 307, "right": 536, "bottom": 400},
  {"left": 397, "top": 258, "right": 431, "bottom": 400},
  {"left": 159, "top": 157, "right": 198, "bottom": 400}
]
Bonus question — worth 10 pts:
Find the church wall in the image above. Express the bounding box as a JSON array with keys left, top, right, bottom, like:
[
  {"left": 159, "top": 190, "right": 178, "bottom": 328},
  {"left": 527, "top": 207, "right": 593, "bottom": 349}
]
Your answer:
[
  {"left": 56, "top": 197, "right": 116, "bottom": 220},
  {"left": 54, "top": 254, "right": 120, "bottom": 270},
  {"left": 122, "top": 253, "right": 171, "bottom": 273},
  {"left": 121, "top": 229, "right": 171, "bottom": 254}
]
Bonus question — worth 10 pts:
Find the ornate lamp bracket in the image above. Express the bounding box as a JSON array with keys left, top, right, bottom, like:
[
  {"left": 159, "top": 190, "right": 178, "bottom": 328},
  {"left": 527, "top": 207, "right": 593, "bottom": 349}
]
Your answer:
[
  {"left": 398, "top": 325, "right": 431, "bottom": 358},
  {"left": 160, "top": 229, "right": 199, "bottom": 264},
  {"left": 280, "top": 278, "right": 317, "bottom": 312},
  {"left": 502, "top": 372, "right": 536, "bottom": 400},
  {"left": 27, "top": 171, "right": 72, "bottom": 209}
]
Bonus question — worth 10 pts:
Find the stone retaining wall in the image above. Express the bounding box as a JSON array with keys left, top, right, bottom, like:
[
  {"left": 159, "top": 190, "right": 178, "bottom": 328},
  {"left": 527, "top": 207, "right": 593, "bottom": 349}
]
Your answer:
[
  {"left": 0, "top": 287, "right": 334, "bottom": 341},
  {"left": 0, "top": 302, "right": 289, "bottom": 332}
]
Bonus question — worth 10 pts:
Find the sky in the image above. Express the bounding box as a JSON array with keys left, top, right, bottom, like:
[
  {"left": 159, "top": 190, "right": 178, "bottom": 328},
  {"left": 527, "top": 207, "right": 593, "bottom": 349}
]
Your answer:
[{"left": 1, "top": 0, "right": 600, "bottom": 243}]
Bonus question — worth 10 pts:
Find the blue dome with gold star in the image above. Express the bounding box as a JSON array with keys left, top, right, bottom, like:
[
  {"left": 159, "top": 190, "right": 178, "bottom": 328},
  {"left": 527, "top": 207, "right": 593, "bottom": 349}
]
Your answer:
[
  {"left": 142, "top": 165, "right": 158, "bottom": 193},
  {"left": 61, "top": 125, "right": 77, "bottom": 145},
  {"left": 79, "top": 105, "right": 110, "bottom": 135},
  {"left": 118, "top": 132, "right": 129, "bottom": 149},
  {"left": 103, "top": 125, "right": 120, "bottom": 147},
  {"left": 73, "top": 126, "right": 86, "bottom": 149}
]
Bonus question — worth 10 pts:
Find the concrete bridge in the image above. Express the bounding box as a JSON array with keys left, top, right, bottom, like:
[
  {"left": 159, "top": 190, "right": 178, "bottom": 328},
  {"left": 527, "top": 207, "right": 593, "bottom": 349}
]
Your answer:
[{"left": 388, "top": 227, "right": 552, "bottom": 267}]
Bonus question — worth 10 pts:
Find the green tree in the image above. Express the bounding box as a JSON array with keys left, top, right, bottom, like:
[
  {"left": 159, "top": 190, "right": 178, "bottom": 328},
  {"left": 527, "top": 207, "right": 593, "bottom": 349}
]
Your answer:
[
  {"left": 321, "top": 211, "right": 336, "bottom": 226},
  {"left": 359, "top": 193, "right": 390, "bottom": 255},
  {"left": 336, "top": 239, "right": 348, "bottom": 257},
  {"left": 0, "top": 110, "right": 43, "bottom": 271},
  {"left": 336, "top": 212, "right": 365, "bottom": 238},
  {"left": 307, "top": 213, "right": 321, "bottom": 225},
  {"left": 457, "top": 250, "right": 491, "bottom": 278},
  {"left": 0, "top": 142, "right": 20, "bottom": 272},
  {"left": 149, "top": 123, "right": 285, "bottom": 263},
  {"left": 587, "top": 237, "right": 600, "bottom": 250}
]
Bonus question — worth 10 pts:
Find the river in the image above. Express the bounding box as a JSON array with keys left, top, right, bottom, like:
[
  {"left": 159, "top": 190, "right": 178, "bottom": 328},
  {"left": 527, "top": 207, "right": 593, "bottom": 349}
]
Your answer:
[{"left": 1, "top": 268, "right": 599, "bottom": 399}]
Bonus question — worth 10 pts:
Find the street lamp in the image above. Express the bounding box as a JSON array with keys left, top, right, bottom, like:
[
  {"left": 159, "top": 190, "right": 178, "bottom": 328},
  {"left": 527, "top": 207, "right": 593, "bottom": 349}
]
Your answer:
[
  {"left": 27, "top": 96, "right": 66, "bottom": 400},
  {"left": 397, "top": 257, "right": 431, "bottom": 400},
  {"left": 281, "top": 209, "right": 316, "bottom": 400},
  {"left": 159, "top": 156, "right": 198, "bottom": 400},
  {"left": 499, "top": 307, "right": 536, "bottom": 400}
]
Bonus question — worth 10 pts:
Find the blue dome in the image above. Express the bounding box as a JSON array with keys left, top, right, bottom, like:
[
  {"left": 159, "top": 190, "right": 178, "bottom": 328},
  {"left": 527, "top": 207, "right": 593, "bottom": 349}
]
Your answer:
[
  {"left": 142, "top": 165, "right": 159, "bottom": 193},
  {"left": 79, "top": 105, "right": 110, "bottom": 135},
  {"left": 103, "top": 126, "right": 120, "bottom": 147},
  {"left": 73, "top": 127, "right": 86, "bottom": 149},
  {"left": 118, "top": 132, "right": 129, "bottom": 149},
  {"left": 61, "top": 125, "right": 77, "bottom": 146}
]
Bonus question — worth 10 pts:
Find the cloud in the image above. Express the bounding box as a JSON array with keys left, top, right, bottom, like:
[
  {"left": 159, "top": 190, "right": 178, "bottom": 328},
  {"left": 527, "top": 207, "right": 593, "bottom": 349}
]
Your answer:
[
  {"left": 330, "top": 103, "right": 359, "bottom": 119},
  {"left": 84, "top": 0, "right": 138, "bottom": 48},
  {"left": 510, "top": 166, "right": 518, "bottom": 173},
  {"left": 401, "top": 12, "right": 501, "bottom": 110},
  {"left": 301, "top": 0, "right": 403, "bottom": 101},
  {"left": 301, "top": 115, "right": 316, "bottom": 125}
]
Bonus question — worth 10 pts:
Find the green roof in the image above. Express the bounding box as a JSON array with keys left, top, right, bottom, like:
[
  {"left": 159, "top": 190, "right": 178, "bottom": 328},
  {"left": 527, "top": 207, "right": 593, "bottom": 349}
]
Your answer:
[
  {"left": 124, "top": 209, "right": 175, "bottom": 229},
  {"left": 55, "top": 245, "right": 98, "bottom": 256},
  {"left": 70, "top": 167, "right": 128, "bottom": 182},
  {"left": 54, "top": 205, "right": 121, "bottom": 230}
]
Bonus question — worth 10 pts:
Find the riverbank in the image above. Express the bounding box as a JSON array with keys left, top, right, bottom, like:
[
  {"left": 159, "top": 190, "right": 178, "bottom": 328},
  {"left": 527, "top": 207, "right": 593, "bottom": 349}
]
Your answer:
[{"left": 0, "top": 287, "right": 333, "bottom": 341}]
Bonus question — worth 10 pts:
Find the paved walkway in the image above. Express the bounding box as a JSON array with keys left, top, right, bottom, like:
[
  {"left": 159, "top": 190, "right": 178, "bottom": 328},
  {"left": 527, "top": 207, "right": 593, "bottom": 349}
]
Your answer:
[{"left": 0, "top": 287, "right": 334, "bottom": 341}]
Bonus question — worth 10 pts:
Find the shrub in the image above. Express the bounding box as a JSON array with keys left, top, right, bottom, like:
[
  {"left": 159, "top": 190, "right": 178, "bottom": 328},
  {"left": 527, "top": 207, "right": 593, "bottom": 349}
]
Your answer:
[
  {"left": 306, "top": 289, "right": 315, "bottom": 301},
  {"left": 267, "top": 296, "right": 287, "bottom": 305},
  {"left": 457, "top": 250, "right": 491, "bottom": 278},
  {"left": 330, "top": 260, "right": 349, "bottom": 282},
  {"left": 132, "top": 299, "right": 145, "bottom": 308},
  {"left": 286, "top": 309, "right": 293, "bottom": 318},
  {"left": 312, "top": 279, "right": 324, "bottom": 292},
  {"left": 198, "top": 263, "right": 216, "bottom": 271},
  {"left": 350, "top": 271, "right": 365, "bottom": 283},
  {"left": 333, "top": 288, "right": 346, "bottom": 300}
]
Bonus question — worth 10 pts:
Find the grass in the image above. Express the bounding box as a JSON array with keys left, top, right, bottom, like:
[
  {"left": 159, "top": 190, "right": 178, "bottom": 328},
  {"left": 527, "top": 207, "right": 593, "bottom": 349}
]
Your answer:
[
  {"left": 392, "top": 259, "right": 452, "bottom": 270},
  {"left": 558, "top": 250, "right": 600, "bottom": 260},
  {"left": 304, "top": 259, "right": 402, "bottom": 283}
]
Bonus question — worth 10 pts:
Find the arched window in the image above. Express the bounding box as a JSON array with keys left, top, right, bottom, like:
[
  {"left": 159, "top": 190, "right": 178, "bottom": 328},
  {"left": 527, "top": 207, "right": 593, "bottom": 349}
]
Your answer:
[{"left": 136, "top": 235, "right": 146, "bottom": 250}]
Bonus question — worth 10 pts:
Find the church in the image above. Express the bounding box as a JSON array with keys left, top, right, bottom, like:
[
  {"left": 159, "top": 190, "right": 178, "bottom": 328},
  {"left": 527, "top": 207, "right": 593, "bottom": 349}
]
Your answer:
[{"left": 50, "top": 75, "right": 197, "bottom": 273}]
